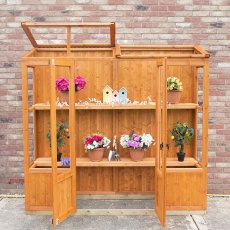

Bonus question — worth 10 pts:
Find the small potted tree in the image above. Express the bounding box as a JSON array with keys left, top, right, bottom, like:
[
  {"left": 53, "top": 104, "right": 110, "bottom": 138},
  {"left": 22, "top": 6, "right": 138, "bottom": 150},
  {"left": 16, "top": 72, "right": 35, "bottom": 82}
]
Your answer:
[
  {"left": 167, "top": 76, "right": 183, "bottom": 103},
  {"left": 120, "top": 130, "right": 155, "bottom": 161},
  {"left": 170, "top": 122, "right": 194, "bottom": 162},
  {"left": 84, "top": 133, "right": 111, "bottom": 162},
  {"left": 47, "top": 121, "right": 70, "bottom": 161}
]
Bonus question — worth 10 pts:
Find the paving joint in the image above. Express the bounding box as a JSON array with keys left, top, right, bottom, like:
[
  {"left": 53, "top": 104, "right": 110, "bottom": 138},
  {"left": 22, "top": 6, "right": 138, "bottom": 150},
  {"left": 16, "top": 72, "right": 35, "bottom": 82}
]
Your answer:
[{"left": 191, "top": 215, "right": 200, "bottom": 230}]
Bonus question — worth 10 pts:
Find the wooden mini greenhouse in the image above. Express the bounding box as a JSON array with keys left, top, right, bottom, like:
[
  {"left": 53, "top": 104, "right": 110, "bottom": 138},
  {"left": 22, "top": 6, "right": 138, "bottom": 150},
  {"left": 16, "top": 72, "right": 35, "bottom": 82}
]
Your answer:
[{"left": 21, "top": 22, "right": 209, "bottom": 227}]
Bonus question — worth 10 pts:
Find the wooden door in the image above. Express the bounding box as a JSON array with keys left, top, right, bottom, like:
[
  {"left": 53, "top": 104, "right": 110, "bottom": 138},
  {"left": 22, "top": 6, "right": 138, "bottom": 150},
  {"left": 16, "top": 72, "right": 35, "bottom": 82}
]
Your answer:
[
  {"left": 50, "top": 58, "right": 76, "bottom": 226},
  {"left": 155, "top": 59, "right": 167, "bottom": 227}
]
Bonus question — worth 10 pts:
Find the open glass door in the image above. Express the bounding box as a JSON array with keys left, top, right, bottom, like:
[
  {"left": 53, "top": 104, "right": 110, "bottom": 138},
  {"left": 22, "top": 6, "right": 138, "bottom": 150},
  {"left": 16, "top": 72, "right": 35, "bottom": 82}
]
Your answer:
[
  {"left": 50, "top": 58, "right": 76, "bottom": 226},
  {"left": 155, "top": 58, "right": 167, "bottom": 227}
]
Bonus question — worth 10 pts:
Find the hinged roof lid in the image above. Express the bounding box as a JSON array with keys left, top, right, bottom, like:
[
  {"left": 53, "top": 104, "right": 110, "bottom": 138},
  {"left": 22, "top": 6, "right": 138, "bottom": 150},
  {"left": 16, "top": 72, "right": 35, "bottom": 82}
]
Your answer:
[{"left": 21, "top": 22, "right": 116, "bottom": 49}]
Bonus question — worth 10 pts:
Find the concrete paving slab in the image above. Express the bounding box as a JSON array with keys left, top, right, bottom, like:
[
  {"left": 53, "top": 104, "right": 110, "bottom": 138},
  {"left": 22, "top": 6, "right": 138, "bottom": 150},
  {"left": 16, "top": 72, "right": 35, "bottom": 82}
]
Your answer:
[
  {"left": 202, "top": 196, "right": 230, "bottom": 230},
  {"left": 0, "top": 196, "right": 230, "bottom": 230}
]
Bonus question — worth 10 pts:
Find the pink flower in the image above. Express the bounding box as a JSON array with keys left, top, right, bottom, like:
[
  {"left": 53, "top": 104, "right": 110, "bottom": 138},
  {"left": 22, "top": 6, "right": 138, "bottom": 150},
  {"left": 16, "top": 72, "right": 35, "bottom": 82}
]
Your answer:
[
  {"left": 75, "top": 75, "right": 86, "bottom": 91},
  {"left": 98, "top": 141, "right": 102, "bottom": 146},
  {"left": 56, "top": 77, "right": 69, "bottom": 92},
  {"left": 85, "top": 137, "right": 92, "bottom": 145},
  {"left": 93, "top": 136, "right": 98, "bottom": 141},
  {"left": 97, "top": 135, "right": 103, "bottom": 141}
]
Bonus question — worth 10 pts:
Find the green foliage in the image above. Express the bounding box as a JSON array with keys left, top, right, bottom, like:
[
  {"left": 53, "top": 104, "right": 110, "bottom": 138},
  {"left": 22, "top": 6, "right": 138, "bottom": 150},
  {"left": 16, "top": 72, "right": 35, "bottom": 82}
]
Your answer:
[
  {"left": 46, "top": 121, "right": 70, "bottom": 149},
  {"left": 170, "top": 122, "right": 194, "bottom": 148}
]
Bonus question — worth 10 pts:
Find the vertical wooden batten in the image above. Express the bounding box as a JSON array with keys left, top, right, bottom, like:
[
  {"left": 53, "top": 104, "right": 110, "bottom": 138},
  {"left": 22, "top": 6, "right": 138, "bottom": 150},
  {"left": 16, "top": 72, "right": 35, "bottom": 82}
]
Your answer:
[
  {"left": 69, "top": 60, "right": 77, "bottom": 211},
  {"left": 50, "top": 59, "right": 58, "bottom": 226},
  {"left": 22, "top": 63, "right": 30, "bottom": 210}
]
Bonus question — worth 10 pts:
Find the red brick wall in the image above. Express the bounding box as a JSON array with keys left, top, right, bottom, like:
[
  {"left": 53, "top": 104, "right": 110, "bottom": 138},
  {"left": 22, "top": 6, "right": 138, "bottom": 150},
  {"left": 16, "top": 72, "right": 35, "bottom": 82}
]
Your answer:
[{"left": 0, "top": 0, "right": 229, "bottom": 194}]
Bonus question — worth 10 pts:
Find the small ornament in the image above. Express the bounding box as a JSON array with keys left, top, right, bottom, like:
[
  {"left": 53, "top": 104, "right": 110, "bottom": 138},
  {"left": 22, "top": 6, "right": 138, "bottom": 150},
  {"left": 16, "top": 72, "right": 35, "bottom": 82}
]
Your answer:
[
  {"left": 103, "top": 85, "right": 113, "bottom": 104},
  {"left": 119, "top": 87, "right": 128, "bottom": 104},
  {"left": 112, "top": 90, "right": 120, "bottom": 103}
]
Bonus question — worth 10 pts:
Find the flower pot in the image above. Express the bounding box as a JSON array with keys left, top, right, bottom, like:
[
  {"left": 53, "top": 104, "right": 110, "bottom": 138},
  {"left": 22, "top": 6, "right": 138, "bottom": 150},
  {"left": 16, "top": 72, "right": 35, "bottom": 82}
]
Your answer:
[
  {"left": 177, "top": 152, "right": 185, "bottom": 162},
  {"left": 130, "top": 149, "right": 145, "bottom": 162},
  {"left": 57, "top": 151, "right": 62, "bottom": 162},
  {"left": 88, "top": 148, "right": 104, "bottom": 162},
  {"left": 61, "top": 91, "right": 69, "bottom": 103},
  {"left": 167, "top": 90, "right": 182, "bottom": 104}
]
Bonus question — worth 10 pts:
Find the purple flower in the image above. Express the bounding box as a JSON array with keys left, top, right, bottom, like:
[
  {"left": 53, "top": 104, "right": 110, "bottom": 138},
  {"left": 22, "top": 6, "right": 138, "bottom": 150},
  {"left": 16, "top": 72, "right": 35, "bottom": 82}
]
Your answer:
[
  {"left": 61, "top": 157, "right": 70, "bottom": 166},
  {"left": 75, "top": 75, "right": 86, "bottom": 91},
  {"left": 127, "top": 140, "right": 132, "bottom": 147},
  {"left": 134, "top": 141, "right": 140, "bottom": 148},
  {"left": 56, "top": 77, "right": 69, "bottom": 92}
]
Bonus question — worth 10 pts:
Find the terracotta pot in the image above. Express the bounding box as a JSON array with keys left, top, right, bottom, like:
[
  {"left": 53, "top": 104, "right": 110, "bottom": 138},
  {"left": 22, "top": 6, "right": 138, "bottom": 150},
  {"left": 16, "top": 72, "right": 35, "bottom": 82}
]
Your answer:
[
  {"left": 61, "top": 91, "right": 69, "bottom": 103},
  {"left": 167, "top": 90, "right": 182, "bottom": 104},
  {"left": 130, "top": 149, "right": 145, "bottom": 162},
  {"left": 88, "top": 148, "right": 104, "bottom": 162}
]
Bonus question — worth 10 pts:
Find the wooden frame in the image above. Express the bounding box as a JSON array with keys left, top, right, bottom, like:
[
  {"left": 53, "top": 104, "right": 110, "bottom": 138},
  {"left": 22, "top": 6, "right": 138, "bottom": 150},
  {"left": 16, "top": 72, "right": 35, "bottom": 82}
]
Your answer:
[
  {"left": 21, "top": 22, "right": 116, "bottom": 49},
  {"left": 21, "top": 22, "right": 209, "bottom": 227}
]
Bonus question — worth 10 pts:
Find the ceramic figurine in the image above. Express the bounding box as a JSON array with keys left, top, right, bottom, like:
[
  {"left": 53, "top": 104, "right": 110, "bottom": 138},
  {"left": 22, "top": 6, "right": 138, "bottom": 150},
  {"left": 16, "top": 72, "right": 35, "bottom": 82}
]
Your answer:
[
  {"left": 119, "top": 87, "right": 128, "bottom": 104},
  {"left": 103, "top": 85, "right": 113, "bottom": 103},
  {"left": 112, "top": 90, "right": 120, "bottom": 103}
]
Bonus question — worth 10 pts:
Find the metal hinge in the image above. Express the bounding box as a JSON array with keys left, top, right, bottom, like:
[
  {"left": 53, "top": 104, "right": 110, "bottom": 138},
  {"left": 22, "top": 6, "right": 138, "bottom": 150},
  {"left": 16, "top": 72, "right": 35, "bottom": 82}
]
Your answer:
[
  {"left": 51, "top": 58, "right": 55, "bottom": 66},
  {"left": 160, "top": 142, "right": 163, "bottom": 150},
  {"left": 166, "top": 143, "right": 170, "bottom": 150}
]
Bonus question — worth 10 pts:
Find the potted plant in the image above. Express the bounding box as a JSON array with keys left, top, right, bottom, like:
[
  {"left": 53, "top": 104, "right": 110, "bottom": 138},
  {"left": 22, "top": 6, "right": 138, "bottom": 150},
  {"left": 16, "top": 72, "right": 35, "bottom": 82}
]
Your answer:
[
  {"left": 84, "top": 133, "right": 111, "bottom": 162},
  {"left": 167, "top": 76, "right": 183, "bottom": 103},
  {"left": 47, "top": 121, "right": 70, "bottom": 161},
  {"left": 56, "top": 75, "right": 86, "bottom": 102},
  {"left": 120, "top": 130, "right": 155, "bottom": 161},
  {"left": 170, "top": 122, "right": 194, "bottom": 162}
]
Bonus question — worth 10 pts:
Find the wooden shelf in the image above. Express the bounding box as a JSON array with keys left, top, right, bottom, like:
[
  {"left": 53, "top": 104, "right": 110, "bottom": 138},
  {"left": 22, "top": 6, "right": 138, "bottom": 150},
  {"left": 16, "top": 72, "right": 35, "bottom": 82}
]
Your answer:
[
  {"left": 33, "top": 157, "right": 198, "bottom": 168},
  {"left": 29, "top": 103, "right": 156, "bottom": 111},
  {"left": 167, "top": 103, "right": 202, "bottom": 110},
  {"left": 76, "top": 157, "right": 155, "bottom": 167},
  {"left": 29, "top": 103, "right": 202, "bottom": 112}
]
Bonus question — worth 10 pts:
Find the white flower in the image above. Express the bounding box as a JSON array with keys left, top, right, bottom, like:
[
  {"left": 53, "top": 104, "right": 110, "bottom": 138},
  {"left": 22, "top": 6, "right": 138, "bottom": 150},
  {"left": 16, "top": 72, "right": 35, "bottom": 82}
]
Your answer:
[
  {"left": 87, "top": 144, "right": 94, "bottom": 150},
  {"left": 120, "top": 135, "right": 129, "bottom": 148},
  {"left": 102, "top": 137, "right": 110, "bottom": 147},
  {"left": 141, "top": 134, "right": 154, "bottom": 148},
  {"left": 93, "top": 141, "right": 99, "bottom": 148}
]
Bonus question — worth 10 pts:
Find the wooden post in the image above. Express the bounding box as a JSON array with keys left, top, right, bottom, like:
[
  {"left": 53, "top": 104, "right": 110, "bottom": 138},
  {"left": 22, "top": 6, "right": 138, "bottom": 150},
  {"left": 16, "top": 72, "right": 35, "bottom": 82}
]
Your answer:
[
  {"left": 162, "top": 57, "right": 167, "bottom": 226},
  {"left": 69, "top": 60, "right": 76, "bottom": 210},
  {"left": 202, "top": 60, "right": 209, "bottom": 210},
  {"left": 22, "top": 63, "right": 30, "bottom": 210},
  {"left": 110, "top": 22, "right": 115, "bottom": 47},
  {"left": 202, "top": 61, "right": 209, "bottom": 168},
  {"left": 32, "top": 67, "right": 38, "bottom": 159},
  {"left": 50, "top": 58, "right": 58, "bottom": 226}
]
